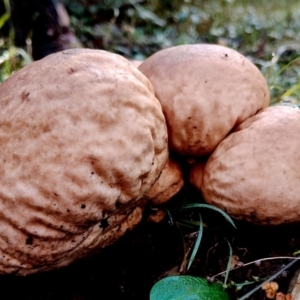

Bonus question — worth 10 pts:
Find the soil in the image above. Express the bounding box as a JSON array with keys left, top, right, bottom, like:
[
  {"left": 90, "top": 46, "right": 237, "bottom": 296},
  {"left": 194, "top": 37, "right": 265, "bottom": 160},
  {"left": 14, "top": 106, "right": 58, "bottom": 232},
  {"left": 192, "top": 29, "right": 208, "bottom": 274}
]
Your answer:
[{"left": 0, "top": 188, "right": 299, "bottom": 300}]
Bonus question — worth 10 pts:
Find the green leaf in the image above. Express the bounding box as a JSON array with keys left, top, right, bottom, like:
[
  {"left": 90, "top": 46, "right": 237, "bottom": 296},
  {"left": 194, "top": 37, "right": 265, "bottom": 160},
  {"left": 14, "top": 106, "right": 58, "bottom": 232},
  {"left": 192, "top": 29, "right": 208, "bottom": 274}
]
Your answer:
[{"left": 150, "top": 275, "right": 230, "bottom": 300}]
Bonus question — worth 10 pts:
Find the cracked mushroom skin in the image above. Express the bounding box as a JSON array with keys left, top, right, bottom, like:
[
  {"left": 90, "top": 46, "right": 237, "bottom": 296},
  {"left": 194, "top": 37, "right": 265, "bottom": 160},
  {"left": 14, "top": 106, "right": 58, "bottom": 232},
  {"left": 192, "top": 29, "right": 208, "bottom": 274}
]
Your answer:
[
  {"left": 138, "top": 44, "right": 270, "bottom": 157},
  {"left": 191, "top": 105, "right": 300, "bottom": 225},
  {"left": 0, "top": 48, "right": 168, "bottom": 275}
]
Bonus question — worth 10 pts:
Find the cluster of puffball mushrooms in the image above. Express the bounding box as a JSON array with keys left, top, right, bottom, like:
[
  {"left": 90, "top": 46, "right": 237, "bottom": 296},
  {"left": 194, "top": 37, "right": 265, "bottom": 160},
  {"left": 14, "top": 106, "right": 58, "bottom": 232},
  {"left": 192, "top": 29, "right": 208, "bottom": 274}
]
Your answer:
[{"left": 0, "top": 44, "right": 298, "bottom": 275}]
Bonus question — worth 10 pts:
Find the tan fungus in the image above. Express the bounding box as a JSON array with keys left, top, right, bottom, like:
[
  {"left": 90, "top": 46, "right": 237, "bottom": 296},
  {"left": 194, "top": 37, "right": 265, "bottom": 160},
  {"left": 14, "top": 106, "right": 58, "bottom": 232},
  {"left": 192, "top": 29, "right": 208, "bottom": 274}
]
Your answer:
[
  {"left": 190, "top": 105, "right": 300, "bottom": 225},
  {"left": 0, "top": 48, "right": 169, "bottom": 274},
  {"left": 139, "top": 44, "right": 270, "bottom": 157},
  {"left": 145, "top": 158, "right": 184, "bottom": 205}
]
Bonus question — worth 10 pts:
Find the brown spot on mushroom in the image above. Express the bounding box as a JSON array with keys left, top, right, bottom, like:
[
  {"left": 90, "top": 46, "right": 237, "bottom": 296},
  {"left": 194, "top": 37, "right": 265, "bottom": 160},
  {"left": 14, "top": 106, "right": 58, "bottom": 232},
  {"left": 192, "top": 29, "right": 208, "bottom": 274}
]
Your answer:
[
  {"left": 25, "top": 236, "right": 33, "bottom": 245},
  {"left": 21, "top": 91, "right": 30, "bottom": 101},
  {"left": 68, "top": 68, "right": 75, "bottom": 74},
  {"left": 99, "top": 219, "right": 109, "bottom": 229}
]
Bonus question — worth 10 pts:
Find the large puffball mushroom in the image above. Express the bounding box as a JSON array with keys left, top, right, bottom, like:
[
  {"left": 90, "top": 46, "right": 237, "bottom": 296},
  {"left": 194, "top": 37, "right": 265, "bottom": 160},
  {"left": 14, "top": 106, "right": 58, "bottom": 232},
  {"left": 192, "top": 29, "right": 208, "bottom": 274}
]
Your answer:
[
  {"left": 139, "top": 44, "right": 270, "bottom": 157},
  {"left": 0, "top": 48, "right": 170, "bottom": 275},
  {"left": 190, "top": 105, "right": 300, "bottom": 225}
]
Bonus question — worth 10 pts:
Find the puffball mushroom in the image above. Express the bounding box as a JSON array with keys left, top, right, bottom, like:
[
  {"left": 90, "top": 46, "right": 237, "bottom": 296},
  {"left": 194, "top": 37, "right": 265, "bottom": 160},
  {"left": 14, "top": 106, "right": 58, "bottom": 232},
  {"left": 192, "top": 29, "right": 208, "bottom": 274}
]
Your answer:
[
  {"left": 145, "top": 158, "right": 183, "bottom": 205},
  {"left": 144, "top": 158, "right": 184, "bottom": 223},
  {"left": 0, "top": 48, "right": 173, "bottom": 275},
  {"left": 190, "top": 105, "right": 300, "bottom": 225},
  {"left": 138, "top": 44, "right": 270, "bottom": 157}
]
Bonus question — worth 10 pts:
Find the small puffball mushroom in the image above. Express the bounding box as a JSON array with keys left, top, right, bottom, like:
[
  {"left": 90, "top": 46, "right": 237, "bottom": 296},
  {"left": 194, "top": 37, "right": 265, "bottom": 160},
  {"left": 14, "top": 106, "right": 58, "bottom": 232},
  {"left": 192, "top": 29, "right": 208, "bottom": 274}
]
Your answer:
[
  {"left": 145, "top": 158, "right": 184, "bottom": 205},
  {"left": 0, "top": 48, "right": 170, "bottom": 275},
  {"left": 145, "top": 158, "right": 184, "bottom": 223},
  {"left": 139, "top": 44, "right": 270, "bottom": 157},
  {"left": 190, "top": 105, "right": 300, "bottom": 225}
]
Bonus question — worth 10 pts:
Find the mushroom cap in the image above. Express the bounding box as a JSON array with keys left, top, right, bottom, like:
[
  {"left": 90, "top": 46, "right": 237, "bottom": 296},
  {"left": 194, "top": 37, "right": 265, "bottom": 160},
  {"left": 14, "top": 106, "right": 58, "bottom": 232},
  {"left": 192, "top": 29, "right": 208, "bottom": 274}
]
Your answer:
[
  {"left": 191, "top": 105, "right": 300, "bottom": 225},
  {"left": 139, "top": 44, "right": 270, "bottom": 157},
  {"left": 0, "top": 48, "right": 168, "bottom": 274}
]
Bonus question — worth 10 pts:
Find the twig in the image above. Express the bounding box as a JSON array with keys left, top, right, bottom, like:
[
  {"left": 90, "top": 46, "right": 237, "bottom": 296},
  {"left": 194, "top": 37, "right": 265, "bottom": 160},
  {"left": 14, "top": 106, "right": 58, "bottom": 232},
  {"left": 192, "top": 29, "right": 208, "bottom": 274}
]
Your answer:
[
  {"left": 211, "top": 256, "right": 300, "bottom": 279},
  {"left": 238, "top": 258, "right": 299, "bottom": 300}
]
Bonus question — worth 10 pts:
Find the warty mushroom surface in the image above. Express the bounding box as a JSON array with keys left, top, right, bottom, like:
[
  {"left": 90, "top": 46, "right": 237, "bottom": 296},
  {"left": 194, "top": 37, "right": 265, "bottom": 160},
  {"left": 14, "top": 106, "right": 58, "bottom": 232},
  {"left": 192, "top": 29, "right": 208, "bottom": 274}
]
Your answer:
[
  {"left": 0, "top": 48, "right": 171, "bottom": 274},
  {"left": 190, "top": 105, "right": 300, "bottom": 225},
  {"left": 139, "top": 44, "right": 270, "bottom": 158}
]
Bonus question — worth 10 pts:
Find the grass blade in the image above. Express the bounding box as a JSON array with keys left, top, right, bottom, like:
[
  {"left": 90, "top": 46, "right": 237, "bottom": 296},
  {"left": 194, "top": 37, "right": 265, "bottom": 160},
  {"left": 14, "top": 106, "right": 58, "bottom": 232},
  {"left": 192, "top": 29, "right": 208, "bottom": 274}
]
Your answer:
[
  {"left": 223, "top": 238, "right": 233, "bottom": 288},
  {"left": 269, "top": 56, "right": 300, "bottom": 89},
  {"left": 280, "top": 82, "right": 300, "bottom": 99},
  {"left": 172, "top": 203, "right": 236, "bottom": 229},
  {"left": 176, "top": 222, "right": 187, "bottom": 274},
  {"left": 187, "top": 214, "right": 203, "bottom": 271},
  {"left": 0, "top": 12, "right": 9, "bottom": 29}
]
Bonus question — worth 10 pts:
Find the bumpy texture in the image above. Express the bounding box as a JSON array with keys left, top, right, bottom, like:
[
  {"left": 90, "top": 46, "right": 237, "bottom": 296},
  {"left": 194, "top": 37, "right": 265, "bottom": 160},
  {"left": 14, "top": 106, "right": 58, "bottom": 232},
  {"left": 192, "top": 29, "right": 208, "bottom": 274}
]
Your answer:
[
  {"left": 139, "top": 44, "right": 270, "bottom": 157},
  {"left": 0, "top": 49, "right": 168, "bottom": 274},
  {"left": 144, "top": 158, "right": 184, "bottom": 205},
  {"left": 192, "top": 105, "right": 300, "bottom": 225}
]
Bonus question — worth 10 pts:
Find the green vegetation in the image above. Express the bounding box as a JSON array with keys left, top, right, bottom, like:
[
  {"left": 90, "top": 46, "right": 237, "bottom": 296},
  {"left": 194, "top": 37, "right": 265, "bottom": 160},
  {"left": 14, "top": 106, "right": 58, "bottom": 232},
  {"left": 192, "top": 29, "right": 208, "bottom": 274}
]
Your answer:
[
  {"left": 150, "top": 275, "right": 230, "bottom": 300},
  {"left": 64, "top": 0, "right": 300, "bottom": 103},
  {"left": 2, "top": 0, "right": 300, "bottom": 103},
  {"left": 1, "top": 1, "right": 300, "bottom": 298},
  {"left": 151, "top": 202, "right": 236, "bottom": 300},
  {"left": 0, "top": 0, "right": 31, "bottom": 82}
]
